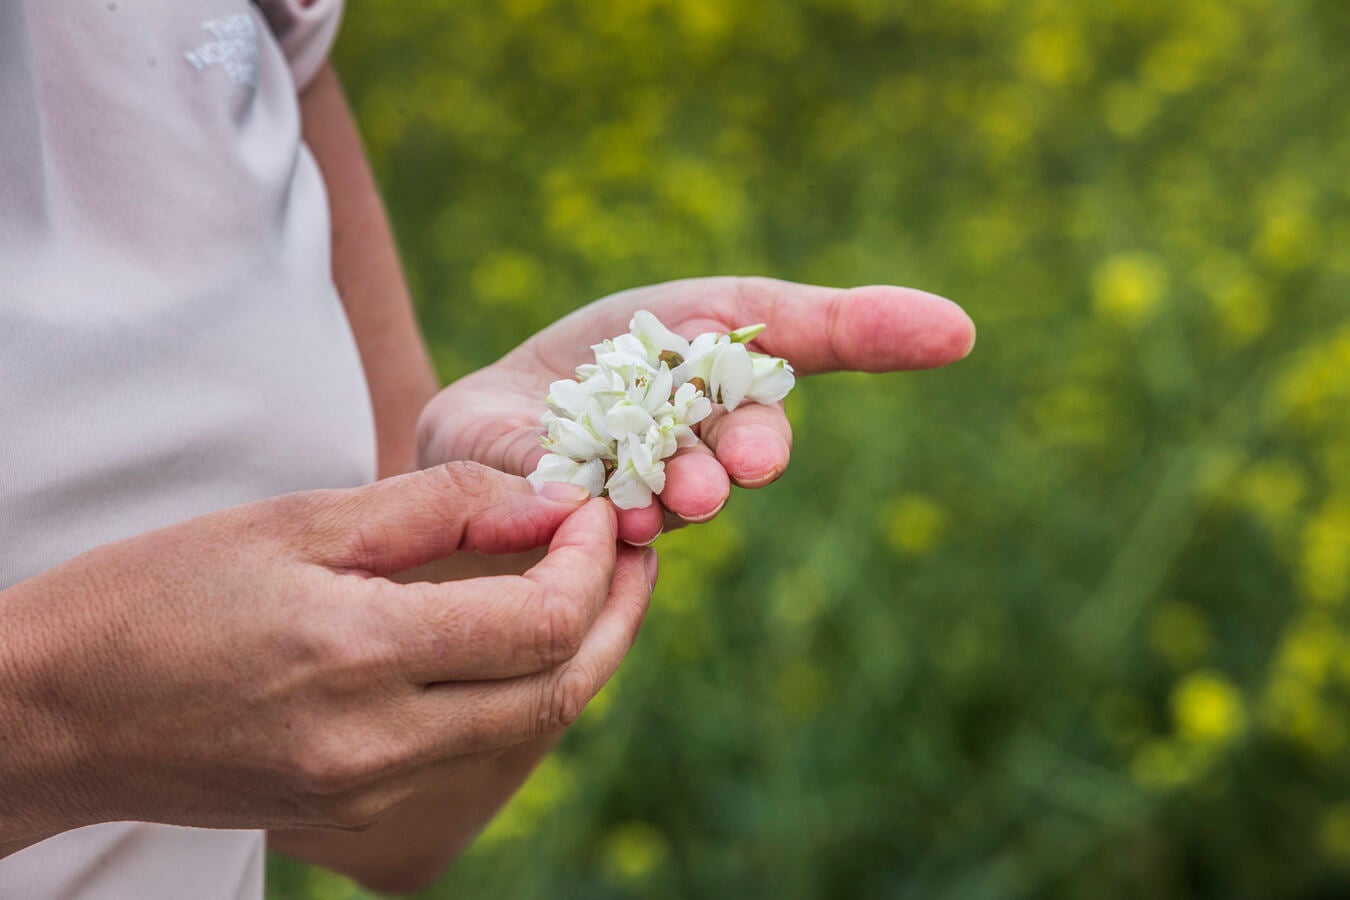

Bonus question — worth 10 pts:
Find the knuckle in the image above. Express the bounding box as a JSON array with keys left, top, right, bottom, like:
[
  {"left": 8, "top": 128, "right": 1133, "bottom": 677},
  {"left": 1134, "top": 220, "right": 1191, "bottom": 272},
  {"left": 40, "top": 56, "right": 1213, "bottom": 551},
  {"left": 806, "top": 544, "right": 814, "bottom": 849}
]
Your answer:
[
  {"left": 433, "top": 460, "right": 499, "bottom": 501},
  {"left": 278, "top": 486, "right": 325, "bottom": 514},
  {"left": 225, "top": 490, "right": 324, "bottom": 553},
  {"left": 535, "top": 587, "right": 586, "bottom": 667},
  {"left": 293, "top": 751, "right": 364, "bottom": 797},
  {"left": 291, "top": 735, "right": 405, "bottom": 798},
  {"left": 538, "top": 664, "right": 594, "bottom": 734},
  {"left": 325, "top": 793, "right": 394, "bottom": 832},
  {"left": 344, "top": 521, "right": 392, "bottom": 573},
  {"left": 294, "top": 488, "right": 356, "bottom": 549},
  {"left": 291, "top": 617, "right": 393, "bottom": 691}
]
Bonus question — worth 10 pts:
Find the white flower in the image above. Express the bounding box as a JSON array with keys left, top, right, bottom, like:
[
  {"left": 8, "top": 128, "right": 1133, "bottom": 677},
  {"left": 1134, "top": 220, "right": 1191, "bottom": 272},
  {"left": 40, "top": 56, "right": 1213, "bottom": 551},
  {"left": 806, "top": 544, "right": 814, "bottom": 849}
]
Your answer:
[
  {"left": 673, "top": 336, "right": 754, "bottom": 409},
  {"left": 544, "top": 378, "right": 594, "bottom": 419},
  {"left": 643, "top": 423, "right": 680, "bottom": 462},
  {"left": 604, "top": 401, "right": 656, "bottom": 440},
  {"left": 602, "top": 363, "right": 671, "bottom": 436},
  {"left": 604, "top": 436, "right": 666, "bottom": 509},
  {"left": 592, "top": 334, "right": 653, "bottom": 381},
  {"left": 642, "top": 381, "right": 711, "bottom": 461},
  {"left": 541, "top": 414, "right": 614, "bottom": 462},
  {"left": 630, "top": 310, "right": 691, "bottom": 365},
  {"left": 746, "top": 352, "right": 795, "bottom": 405},
  {"left": 528, "top": 310, "right": 793, "bottom": 509},
  {"left": 629, "top": 360, "right": 675, "bottom": 410},
  {"left": 709, "top": 339, "right": 754, "bottom": 410},
  {"left": 542, "top": 371, "right": 627, "bottom": 457},
  {"left": 671, "top": 381, "right": 711, "bottom": 421},
  {"left": 527, "top": 454, "right": 606, "bottom": 496}
]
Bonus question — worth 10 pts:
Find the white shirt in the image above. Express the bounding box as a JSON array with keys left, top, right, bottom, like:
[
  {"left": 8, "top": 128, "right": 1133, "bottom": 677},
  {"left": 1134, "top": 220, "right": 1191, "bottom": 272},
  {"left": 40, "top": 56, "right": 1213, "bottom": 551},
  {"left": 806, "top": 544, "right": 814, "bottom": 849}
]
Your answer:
[{"left": 0, "top": 1, "right": 375, "bottom": 896}]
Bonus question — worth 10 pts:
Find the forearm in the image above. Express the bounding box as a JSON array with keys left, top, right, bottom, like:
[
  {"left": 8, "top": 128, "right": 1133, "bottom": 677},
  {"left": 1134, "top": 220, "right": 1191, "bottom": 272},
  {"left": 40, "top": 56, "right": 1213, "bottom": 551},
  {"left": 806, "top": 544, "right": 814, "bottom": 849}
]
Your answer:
[
  {"left": 0, "top": 576, "right": 99, "bottom": 860},
  {"left": 300, "top": 62, "right": 438, "bottom": 479},
  {"left": 0, "top": 587, "right": 59, "bottom": 859}
]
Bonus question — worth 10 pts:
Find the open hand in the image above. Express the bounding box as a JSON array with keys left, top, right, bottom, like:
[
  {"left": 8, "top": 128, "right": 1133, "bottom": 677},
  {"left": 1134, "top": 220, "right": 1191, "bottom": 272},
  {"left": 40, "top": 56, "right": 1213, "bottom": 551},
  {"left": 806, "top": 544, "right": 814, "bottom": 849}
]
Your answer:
[{"left": 417, "top": 277, "right": 975, "bottom": 544}]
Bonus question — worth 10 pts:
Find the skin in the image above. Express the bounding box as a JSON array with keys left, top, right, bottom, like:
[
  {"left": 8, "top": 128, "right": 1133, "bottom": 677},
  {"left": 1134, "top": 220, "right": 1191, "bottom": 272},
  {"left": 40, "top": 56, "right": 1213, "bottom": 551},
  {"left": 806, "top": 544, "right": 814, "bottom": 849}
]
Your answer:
[{"left": 0, "top": 60, "right": 975, "bottom": 896}]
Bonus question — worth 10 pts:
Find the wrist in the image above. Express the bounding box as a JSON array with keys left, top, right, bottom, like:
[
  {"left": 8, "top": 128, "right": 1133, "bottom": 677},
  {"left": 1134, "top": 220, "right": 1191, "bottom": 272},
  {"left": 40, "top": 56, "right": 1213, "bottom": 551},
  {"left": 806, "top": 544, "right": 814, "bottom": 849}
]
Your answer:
[{"left": 0, "top": 576, "right": 102, "bottom": 855}]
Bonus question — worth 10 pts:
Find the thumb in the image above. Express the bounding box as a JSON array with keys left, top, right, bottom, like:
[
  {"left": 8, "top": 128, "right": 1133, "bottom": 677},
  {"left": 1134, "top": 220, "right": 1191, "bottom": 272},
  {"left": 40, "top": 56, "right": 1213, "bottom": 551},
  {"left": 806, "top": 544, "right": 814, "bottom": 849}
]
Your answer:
[{"left": 314, "top": 461, "right": 593, "bottom": 575}]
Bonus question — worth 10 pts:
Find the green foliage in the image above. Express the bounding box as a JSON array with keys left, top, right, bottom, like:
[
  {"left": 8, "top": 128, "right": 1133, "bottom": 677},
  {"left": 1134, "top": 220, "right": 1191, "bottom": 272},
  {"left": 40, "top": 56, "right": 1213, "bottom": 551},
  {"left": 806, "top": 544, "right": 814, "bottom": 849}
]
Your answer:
[{"left": 271, "top": 0, "right": 1350, "bottom": 896}]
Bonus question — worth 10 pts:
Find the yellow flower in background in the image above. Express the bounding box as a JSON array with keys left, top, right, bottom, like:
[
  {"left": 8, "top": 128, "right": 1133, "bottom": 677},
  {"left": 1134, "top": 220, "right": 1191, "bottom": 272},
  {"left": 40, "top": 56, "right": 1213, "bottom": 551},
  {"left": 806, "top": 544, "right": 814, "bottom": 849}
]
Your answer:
[
  {"left": 1195, "top": 254, "right": 1273, "bottom": 345},
  {"left": 1300, "top": 498, "right": 1350, "bottom": 606},
  {"left": 672, "top": 0, "right": 732, "bottom": 43},
  {"left": 1270, "top": 323, "right": 1350, "bottom": 432},
  {"left": 600, "top": 822, "right": 669, "bottom": 883},
  {"left": 882, "top": 494, "right": 949, "bottom": 557},
  {"left": 1274, "top": 620, "right": 1340, "bottom": 686},
  {"left": 1208, "top": 275, "right": 1272, "bottom": 346},
  {"left": 1018, "top": 25, "right": 1089, "bottom": 86},
  {"left": 1255, "top": 208, "right": 1321, "bottom": 271},
  {"left": 1141, "top": 39, "right": 1205, "bottom": 95},
  {"left": 1092, "top": 253, "right": 1169, "bottom": 327},
  {"left": 1237, "top": 458, "right": 1307, "bottom": 537},
  {"left": 1260, "top": 673, "right": 1343, "bottom": 755},
  {"left": 1171, "top": 670, "right": 1247, "bottom": 745}
]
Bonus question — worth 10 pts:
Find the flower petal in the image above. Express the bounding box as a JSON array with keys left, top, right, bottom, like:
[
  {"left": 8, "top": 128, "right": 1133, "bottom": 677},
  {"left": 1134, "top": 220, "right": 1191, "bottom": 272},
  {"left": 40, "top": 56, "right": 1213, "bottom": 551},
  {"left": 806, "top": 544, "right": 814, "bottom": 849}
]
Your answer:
[
  {"left": 746, "top": 355, "right": 796, "bottom": 404},
  {"left": 605, "top": 466, "right": 654, "bottom": 509},
  {"left": 528, "top": 454, "right": 607, "bottom": 496},
  {"left": 630, "top": 310, "right": 691, "bottom": 363},
  {"left": 710, "top": 340, "right": 752, "bottom": 410}
]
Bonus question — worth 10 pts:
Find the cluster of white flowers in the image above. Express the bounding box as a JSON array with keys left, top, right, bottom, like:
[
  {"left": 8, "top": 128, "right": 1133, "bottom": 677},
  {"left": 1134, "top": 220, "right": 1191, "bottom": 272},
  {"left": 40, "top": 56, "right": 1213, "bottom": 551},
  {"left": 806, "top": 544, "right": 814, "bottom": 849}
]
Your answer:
[{"left": 527, "top": 310, "right": 796, "bottom": 509}]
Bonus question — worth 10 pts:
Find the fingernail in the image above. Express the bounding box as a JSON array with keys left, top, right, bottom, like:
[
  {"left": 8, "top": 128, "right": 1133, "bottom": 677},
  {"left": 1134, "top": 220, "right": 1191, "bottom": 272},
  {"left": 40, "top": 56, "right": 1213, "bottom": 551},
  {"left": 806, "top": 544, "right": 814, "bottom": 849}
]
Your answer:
[
  {"left": 685, "top": 497, "right": 728, "bottom": 524},
  {"left": 643, "top": 549, "right": 659, "bottom": 590},
  {"left": 959, "top": 317, "right": 977, "bottom": 359},
  {"left": 623, "top": 537, "right": 659, "bottom": 549},
  {"left": 533, "top": 481, "right": 591, "bottom": 502},
  {"left": 622, "top": 523, "right": 661, "bottom": 548}
]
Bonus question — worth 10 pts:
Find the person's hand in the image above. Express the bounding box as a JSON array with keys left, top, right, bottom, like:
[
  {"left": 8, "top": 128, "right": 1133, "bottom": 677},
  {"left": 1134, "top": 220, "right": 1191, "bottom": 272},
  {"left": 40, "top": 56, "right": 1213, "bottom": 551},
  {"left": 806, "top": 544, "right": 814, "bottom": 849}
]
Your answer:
[
  {"left": 417, "top": 276, "right": 976, "bottom": 544},
  {"left": 0, "top": 463, "right": 654, "bottom": 853}
]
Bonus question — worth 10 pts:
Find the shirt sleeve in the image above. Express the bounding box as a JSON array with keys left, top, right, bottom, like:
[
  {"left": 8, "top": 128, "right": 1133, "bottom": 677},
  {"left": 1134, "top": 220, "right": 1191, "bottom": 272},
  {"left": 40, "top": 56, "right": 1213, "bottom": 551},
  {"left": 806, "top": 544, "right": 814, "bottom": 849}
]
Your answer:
[{"left": 253, "top": 0, "right": 345, "bottom": 92}]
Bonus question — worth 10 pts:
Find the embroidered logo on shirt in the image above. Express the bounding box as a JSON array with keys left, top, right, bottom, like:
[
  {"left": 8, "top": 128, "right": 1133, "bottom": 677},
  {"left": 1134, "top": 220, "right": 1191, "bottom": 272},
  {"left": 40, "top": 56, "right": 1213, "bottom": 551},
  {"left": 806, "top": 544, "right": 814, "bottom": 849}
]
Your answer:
[{"left": 184, "top": 15, "right": 259, "bottom": 86}]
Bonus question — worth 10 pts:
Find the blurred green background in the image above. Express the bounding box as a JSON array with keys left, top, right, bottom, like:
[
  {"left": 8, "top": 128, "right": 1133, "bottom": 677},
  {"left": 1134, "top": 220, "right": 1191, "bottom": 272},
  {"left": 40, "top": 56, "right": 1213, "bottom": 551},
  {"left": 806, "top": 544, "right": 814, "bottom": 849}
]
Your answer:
[{"left": 269, "top": 0, "right": 1350, "bottom": 896}]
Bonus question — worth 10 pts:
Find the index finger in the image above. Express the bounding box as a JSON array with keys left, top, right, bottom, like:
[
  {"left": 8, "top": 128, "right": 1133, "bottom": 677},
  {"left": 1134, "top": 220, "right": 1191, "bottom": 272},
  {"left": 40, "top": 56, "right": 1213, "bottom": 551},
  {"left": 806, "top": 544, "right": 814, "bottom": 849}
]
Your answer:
[
  {"left": 662, "top": 277, "right": 976, "bottom": 375},
  {"left": 374, "top": 499, "right": 620, "bottom": 682}
]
